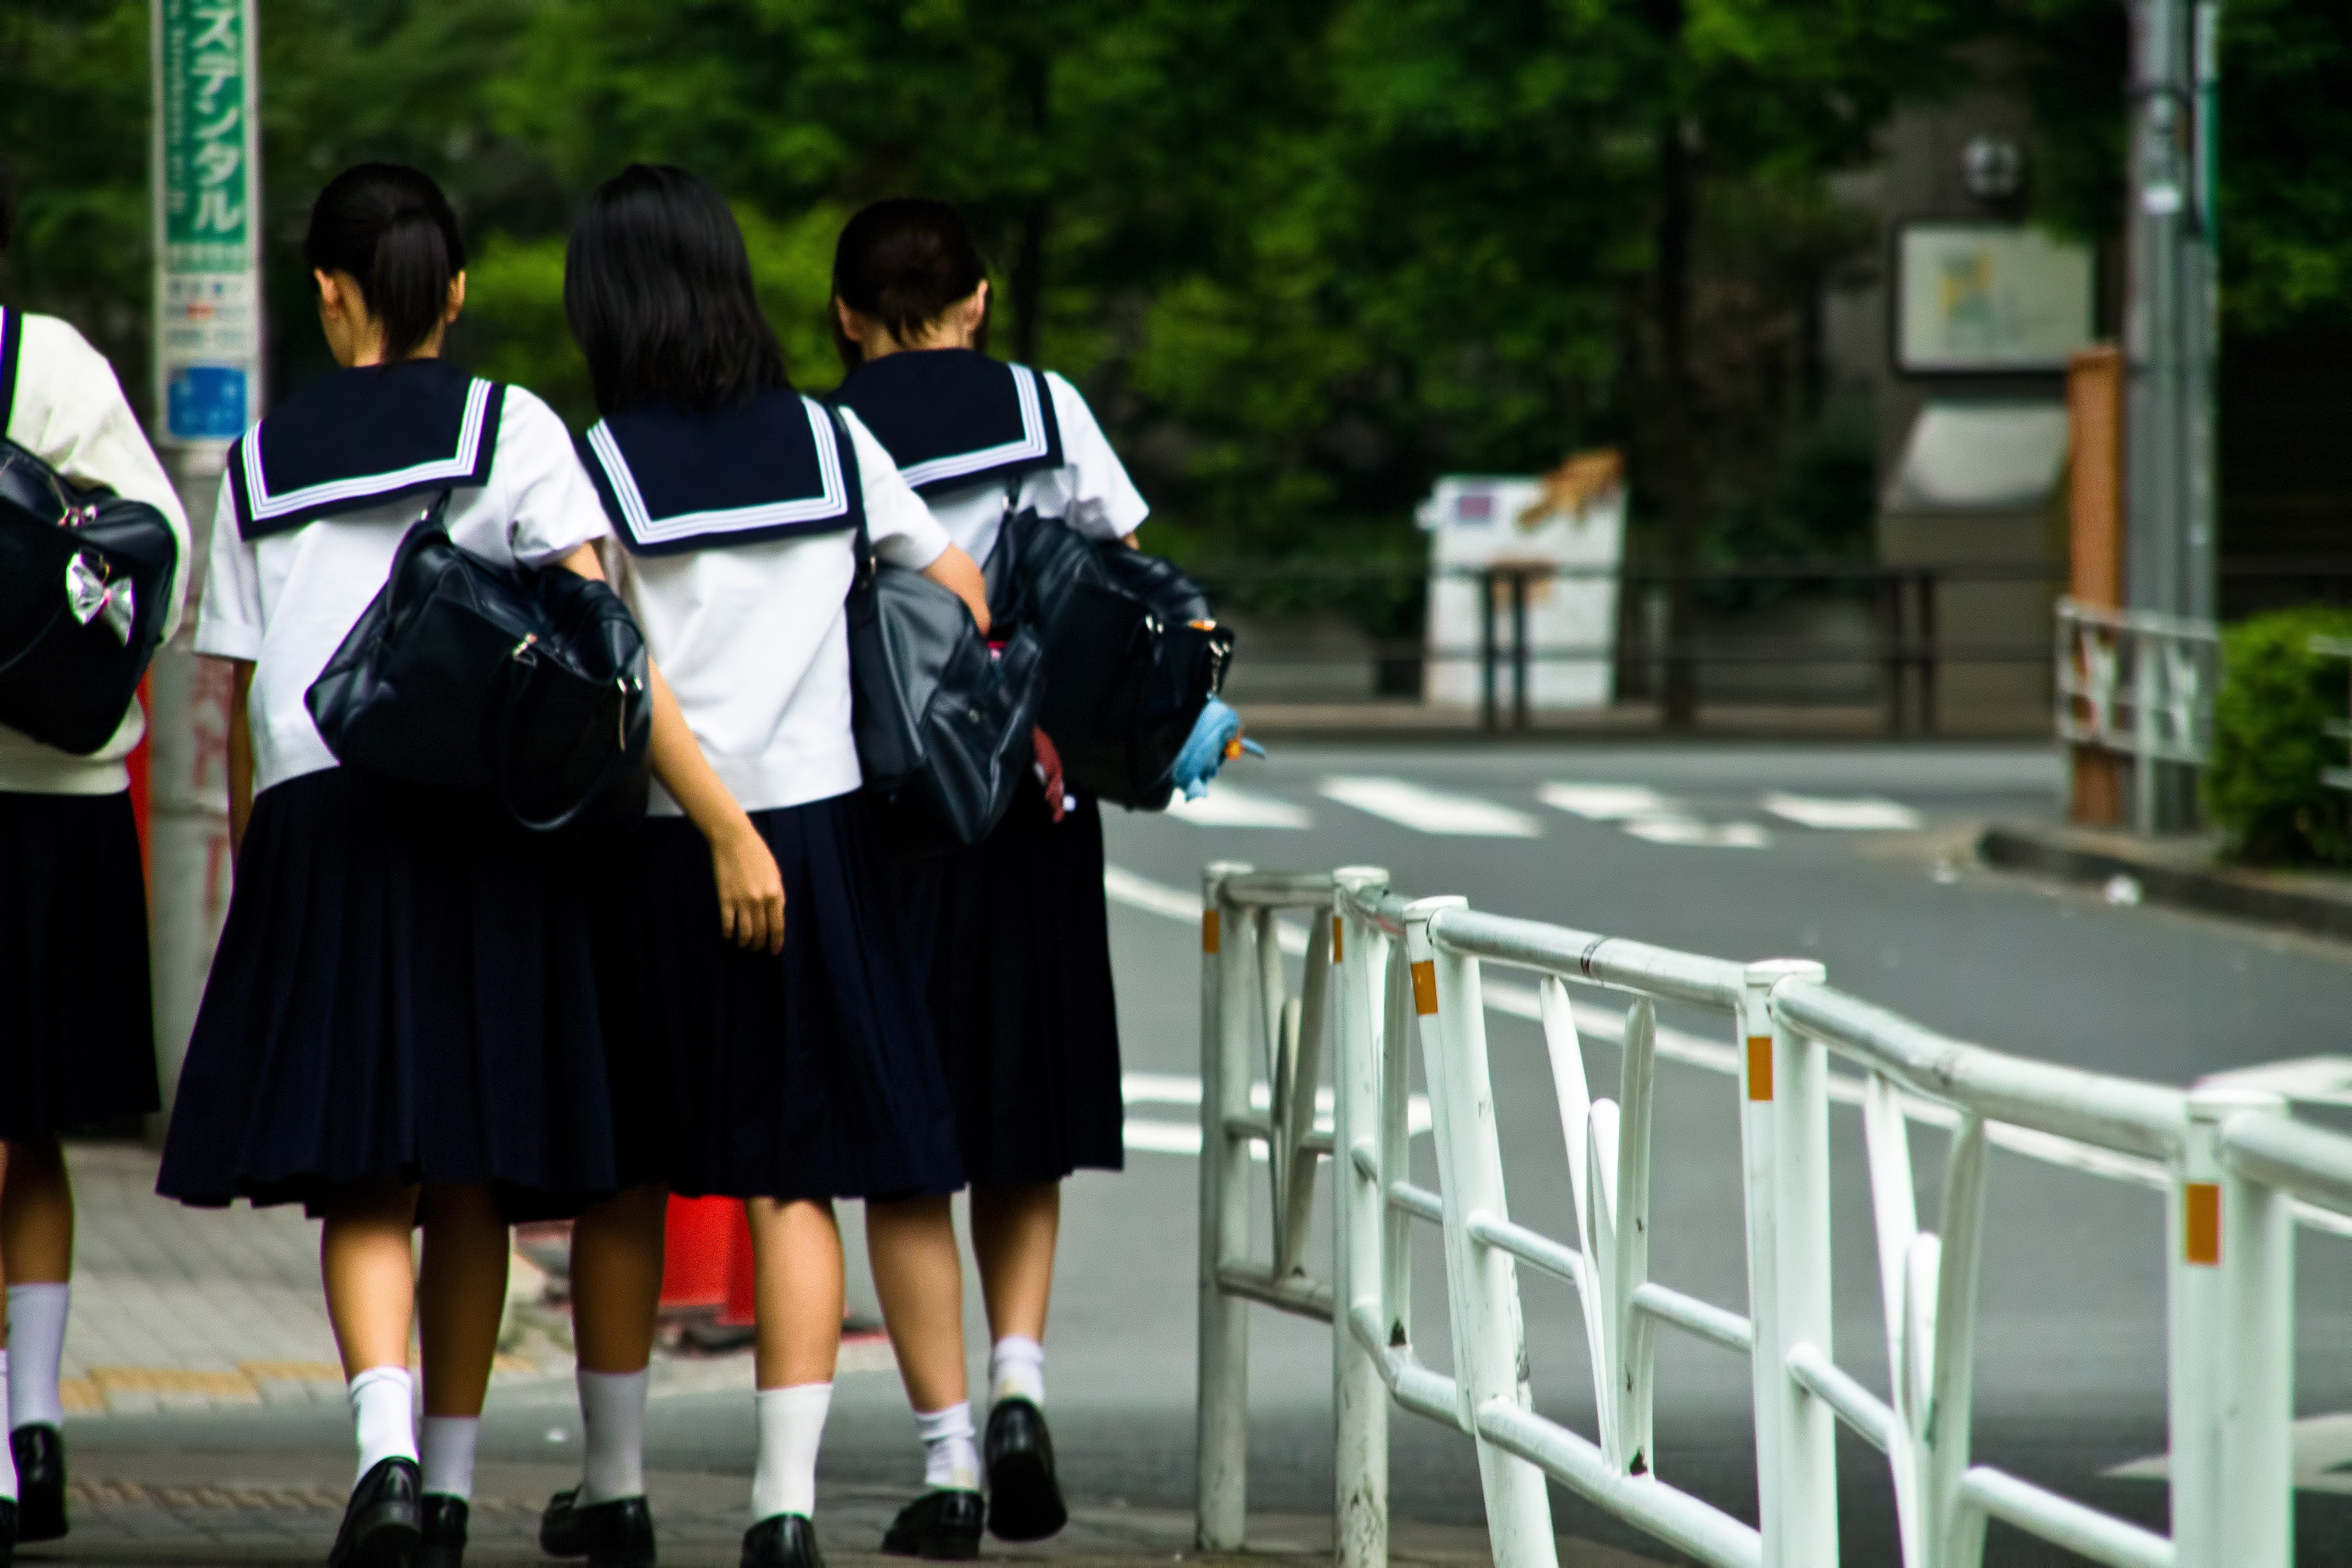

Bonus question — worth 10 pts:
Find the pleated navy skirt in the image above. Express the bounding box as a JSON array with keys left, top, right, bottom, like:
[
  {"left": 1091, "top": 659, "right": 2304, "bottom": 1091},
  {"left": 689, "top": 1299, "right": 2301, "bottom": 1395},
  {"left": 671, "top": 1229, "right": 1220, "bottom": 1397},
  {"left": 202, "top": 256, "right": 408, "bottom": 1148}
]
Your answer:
[
  {"left": 0, "top": 790, "right": 159, "bottom": 1140},
  {"left": 896, "top": 779, "right": 1124, "bottom": 1188},
  {"left": 157, "top": 767, "right": 620, "bottom": 1220},
  {"left": 598, "top": 791, "right": 962, "bottom": 1202}
]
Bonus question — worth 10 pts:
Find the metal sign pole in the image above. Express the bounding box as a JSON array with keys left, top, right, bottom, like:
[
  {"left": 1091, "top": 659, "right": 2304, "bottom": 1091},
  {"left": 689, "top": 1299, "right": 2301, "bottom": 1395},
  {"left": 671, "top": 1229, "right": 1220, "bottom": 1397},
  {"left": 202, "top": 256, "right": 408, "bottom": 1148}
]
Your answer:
[{"left": 148, "top": 0, "right": 262, "bottom": 1116}]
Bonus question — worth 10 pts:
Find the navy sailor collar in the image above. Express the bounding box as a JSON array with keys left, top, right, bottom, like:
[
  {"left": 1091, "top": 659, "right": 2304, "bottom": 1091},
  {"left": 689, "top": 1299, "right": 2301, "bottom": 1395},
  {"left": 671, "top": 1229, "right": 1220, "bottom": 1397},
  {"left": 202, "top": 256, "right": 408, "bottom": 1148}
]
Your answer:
[
  {"left": 829, "top": 348, "right": 1063, "bottom": 496},
  {"left": 580, "top": 390, "right": 864, "bottom": 557},
  {"left": 228, "top": 358, "right": 504, "bottom": 540}
]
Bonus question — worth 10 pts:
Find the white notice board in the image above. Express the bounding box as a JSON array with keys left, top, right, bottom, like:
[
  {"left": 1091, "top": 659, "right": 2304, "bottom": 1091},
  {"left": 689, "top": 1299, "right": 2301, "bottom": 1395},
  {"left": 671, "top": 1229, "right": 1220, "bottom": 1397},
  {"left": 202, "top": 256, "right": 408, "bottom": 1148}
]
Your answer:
[{"left": 1896, "top": 223, "right": 2094, "bottom": 374}]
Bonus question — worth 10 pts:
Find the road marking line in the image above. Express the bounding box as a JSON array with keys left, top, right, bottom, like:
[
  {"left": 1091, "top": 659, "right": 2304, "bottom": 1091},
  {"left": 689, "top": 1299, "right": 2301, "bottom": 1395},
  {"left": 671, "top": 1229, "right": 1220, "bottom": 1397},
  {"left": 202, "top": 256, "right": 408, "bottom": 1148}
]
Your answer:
[
  {"left": 1121, "top": 1071, "right": 1433, "bottom": 1159},
  {"left": 1537, "top": 782, "right": 1676, "bottom": 820},
  {"left": 1621, "top": 817, "right": 1772, "bottom": 850},
  {"left": 1163, "top": 786, "right": 1314, "bottom": 829},
  {"left": 1319, "top": 776, "right": 1542, "bottom": 837},
  {"left": 1760, "top": 792, "right": 1924, "bottom": 831}
]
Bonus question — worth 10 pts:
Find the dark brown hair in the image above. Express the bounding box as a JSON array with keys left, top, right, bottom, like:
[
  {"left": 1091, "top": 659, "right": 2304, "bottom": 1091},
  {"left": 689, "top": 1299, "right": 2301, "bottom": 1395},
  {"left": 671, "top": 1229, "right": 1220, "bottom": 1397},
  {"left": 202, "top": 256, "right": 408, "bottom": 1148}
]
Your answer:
[{"left": 830, "top": 198, "right": 989, "bottom": 370}]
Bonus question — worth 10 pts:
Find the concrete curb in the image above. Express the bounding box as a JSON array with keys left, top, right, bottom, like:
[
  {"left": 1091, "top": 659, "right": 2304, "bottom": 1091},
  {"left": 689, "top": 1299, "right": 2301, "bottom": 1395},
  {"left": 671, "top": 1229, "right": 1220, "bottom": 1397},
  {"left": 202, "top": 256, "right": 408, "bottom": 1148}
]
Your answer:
[{"left": 1979, "top": 823, "right": 2352, "bottom": 940}]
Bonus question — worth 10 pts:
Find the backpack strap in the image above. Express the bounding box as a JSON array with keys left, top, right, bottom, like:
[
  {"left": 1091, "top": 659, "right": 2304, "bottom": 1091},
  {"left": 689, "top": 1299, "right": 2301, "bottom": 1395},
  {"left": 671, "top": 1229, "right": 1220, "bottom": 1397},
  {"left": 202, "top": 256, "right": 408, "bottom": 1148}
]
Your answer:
[{"left": 0, "top": 308, "right": 21, "bottom": 437}]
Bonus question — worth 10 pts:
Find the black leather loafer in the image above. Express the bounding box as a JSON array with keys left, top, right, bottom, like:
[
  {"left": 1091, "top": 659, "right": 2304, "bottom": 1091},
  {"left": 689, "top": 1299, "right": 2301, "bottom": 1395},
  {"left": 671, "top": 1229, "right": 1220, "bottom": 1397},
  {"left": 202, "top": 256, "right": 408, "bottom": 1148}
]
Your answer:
[
  {"left": 420, "top": 1493, "right": 468, "bottom": 1568},
  {"left": 10, "top": 1424, "right": 66, "bottom": 1543},
  {"left": 741, "top": 1512, "right": 825, "bottom": 1568},
  {"left": 0, "top": 1494, "right": 18, "bottom": 1568},
  {"left": 983, "top": 1398, "right": 1068, "bottom": 1542},
  {"left": 328, "top": 1456, "right": 422, "bottom": 1568},
  {"left": 879, "top": 1489, "right": 982, "bottom": 1560},
  {"left": 538, "top": 1486, "right": 656, "bottom": 1567}
]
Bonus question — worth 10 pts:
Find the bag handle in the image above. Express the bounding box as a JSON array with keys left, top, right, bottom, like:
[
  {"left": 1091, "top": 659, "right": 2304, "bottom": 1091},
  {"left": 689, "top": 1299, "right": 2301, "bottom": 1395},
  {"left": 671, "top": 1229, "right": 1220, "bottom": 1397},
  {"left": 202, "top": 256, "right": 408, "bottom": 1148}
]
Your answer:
[{"left": 489, "top": 641, "right": 643, "bottom": 834}]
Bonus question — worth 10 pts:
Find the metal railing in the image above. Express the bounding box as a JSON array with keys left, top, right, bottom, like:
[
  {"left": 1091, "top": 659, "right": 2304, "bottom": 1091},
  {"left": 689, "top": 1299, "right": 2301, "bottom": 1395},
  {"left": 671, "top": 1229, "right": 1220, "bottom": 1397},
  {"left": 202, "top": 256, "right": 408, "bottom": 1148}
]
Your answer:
[
  {"left": 2312, "top": 634, "right": 2352, "bottom": 795},
  {"left": 2056, "top": 598, "right": 2224, "bottom": 832},
  {"left": 1194, "top": 860, "right": 2352, "bottom": 1568}
]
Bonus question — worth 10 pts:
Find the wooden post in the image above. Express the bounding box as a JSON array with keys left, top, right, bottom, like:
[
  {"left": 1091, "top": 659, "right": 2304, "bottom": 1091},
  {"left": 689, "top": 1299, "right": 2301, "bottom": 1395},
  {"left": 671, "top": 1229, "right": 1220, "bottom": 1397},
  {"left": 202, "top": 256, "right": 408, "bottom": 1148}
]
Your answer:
[{"left": 2068, "top": 345, "right": 2127, "bottom": 825}]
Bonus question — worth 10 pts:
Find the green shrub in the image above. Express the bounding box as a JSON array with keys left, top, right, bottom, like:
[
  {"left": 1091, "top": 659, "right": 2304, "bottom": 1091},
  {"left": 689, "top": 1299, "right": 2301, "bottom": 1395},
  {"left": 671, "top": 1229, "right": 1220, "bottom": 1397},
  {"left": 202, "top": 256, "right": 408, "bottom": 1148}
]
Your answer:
[{"left": 2206, "top": 605, "right": 2352, "bottom": 865}]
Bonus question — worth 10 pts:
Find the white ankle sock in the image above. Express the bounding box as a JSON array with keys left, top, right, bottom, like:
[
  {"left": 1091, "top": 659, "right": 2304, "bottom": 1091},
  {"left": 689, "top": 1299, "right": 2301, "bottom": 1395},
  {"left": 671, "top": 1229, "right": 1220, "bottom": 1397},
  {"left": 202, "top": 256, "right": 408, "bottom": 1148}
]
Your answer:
[
  {"left": 6, "top": 1284, "right": 68, "bottom": 1431},
  {"left": 0, "top": 1352, "right": 17, "bottom": 1501},
  {"left": 750, "top": 1382, "right": 832, "bottom": 1521},
  {"left": 988, "top": 1336, "right": 1045, "bottom": 1407},
  {"left": 914, "top": 1402, "right": 978, "bottom": 1491},
  {"left": 347, "top": 1365, "right": 417, "bottom": 1482},
  {"left": 420, "top": 1414, "right": 479, "bottom": 1500},
  {"left": 578, "top": 1366, "right": 649, "bottom": 1503}
]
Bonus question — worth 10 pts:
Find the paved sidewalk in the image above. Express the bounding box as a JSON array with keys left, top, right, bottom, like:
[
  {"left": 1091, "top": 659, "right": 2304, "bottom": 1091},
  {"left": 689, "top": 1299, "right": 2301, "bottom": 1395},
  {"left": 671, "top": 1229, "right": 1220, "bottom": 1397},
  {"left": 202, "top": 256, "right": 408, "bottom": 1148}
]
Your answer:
[{"left": 50, "top": 1143, "right": 889, "bottom": 1418}]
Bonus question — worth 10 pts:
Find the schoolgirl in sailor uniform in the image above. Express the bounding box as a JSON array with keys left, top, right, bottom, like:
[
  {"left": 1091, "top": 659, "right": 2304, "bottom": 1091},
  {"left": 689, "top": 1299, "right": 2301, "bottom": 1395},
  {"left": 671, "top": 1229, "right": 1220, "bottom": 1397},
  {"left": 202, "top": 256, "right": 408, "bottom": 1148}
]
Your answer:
[
  {"left": 829, "top": 198, "right": 1147, "bottom": 1547},
  {"left": 153, "top": 164, "right": 776, "bottom": 1568},
  {"left": 0, "top": 160, "right": 192, "bottom": 1560},
  {"left": 546, "top": 166, "right": 989, "bottom": 1568}
]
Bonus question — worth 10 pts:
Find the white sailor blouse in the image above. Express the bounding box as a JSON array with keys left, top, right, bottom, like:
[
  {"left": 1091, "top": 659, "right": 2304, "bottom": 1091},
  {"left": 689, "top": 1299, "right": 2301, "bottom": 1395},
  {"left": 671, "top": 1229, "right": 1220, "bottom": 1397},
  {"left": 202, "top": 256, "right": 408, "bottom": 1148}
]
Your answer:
[
  {"left": 830, "top": 348, "right": 1147, "bottom": 568},
  {"left": 0, "top": 307, "right": 193, "bottom": 795},
  {"left": 194, "top": 359, "right": 610, "bottom": 797},
  {"left": 578, "top": 391, "right": 951, "bottom": 815}
]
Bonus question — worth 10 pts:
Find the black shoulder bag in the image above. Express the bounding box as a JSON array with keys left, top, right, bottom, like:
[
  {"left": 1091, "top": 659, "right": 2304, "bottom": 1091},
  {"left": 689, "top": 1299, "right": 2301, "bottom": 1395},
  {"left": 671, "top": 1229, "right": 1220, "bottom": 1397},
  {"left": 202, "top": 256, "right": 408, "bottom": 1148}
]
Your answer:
[
  {"left": 305, "top": 495, "right": 652, "bottom": 832},
  {"left": 990, "top": 508, "right": 1234, "bottom": 810},
  {"left": 847, "top": 472, "right": 1044, "bottom": 856},
  {"left": 0, "top": 440, "right": 179, "bottom": 755}
]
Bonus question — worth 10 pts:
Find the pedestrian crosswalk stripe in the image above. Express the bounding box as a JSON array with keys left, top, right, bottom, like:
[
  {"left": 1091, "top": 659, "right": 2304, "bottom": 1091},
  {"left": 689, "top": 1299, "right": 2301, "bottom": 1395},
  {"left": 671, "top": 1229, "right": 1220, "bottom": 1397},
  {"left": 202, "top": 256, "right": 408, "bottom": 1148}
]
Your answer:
[
  {"left": 1621, "top": 817, "right": 1772, "bottom": 850},
  {"left": 1319, "top": 776, "right": 1542, "bottom": 837},
  {"left": 1760, "top": 792, "right": 1923, "bottom": 830},
  {"left": 1163, "top": 785, "right": 1314, "bottom": 829},
  {"left": 1121, "top": 1071, "right": 1431, "bottom": 1157},
  {"left": 1537, "top": 782, "right": 1676, "bottom": 820}
]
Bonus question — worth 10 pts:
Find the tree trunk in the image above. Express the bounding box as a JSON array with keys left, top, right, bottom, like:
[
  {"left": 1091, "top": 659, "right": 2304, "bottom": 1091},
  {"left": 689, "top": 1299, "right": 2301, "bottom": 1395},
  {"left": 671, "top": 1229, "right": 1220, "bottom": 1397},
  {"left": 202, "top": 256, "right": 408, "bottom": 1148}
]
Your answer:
[{"left": 1656, "top": 111, "right": 1701, "bottom": 728}]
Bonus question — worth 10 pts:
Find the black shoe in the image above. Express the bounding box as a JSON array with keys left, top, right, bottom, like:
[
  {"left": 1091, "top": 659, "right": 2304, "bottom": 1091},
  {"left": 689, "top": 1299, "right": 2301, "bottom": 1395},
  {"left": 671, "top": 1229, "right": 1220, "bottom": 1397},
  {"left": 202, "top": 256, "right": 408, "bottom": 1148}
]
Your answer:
[
  {"left": 880, "top": 1490, "right": 982, "bottom": 1560},
  {"left": 328, "top": 1457, "right": 422, "bottom": 1568},
  {"left": 538, "top": 1487, "right": 656, "bottom": 1567},
  {"left": 10, "top": 1424, "right": 66, "bottom": 1543},
  {"left": 0, "top": 1495, "right": 17, "bottom": 1568},
  {"left": 983, "top": 1399, "right": 1067, "bottom": 1542},
  {"left": 741, "top": 1512, "right": 825, "bottom": 1568},
  {"left": 420, "top": 1494, "right": 468, "bottom": 1568}
]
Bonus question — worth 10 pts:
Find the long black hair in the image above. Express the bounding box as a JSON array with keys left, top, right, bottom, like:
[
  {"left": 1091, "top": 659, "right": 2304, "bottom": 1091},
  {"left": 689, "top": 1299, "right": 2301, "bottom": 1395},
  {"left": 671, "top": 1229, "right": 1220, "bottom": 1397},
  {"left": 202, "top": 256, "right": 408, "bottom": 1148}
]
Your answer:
[
  {"left": 565, "top": 164, "right": 787, "bottom": 417},
  {"left": 830, "top": 198, "right": 989, "bottom": 371},
  {"left": 304, "top": 164, "right": 466, "bottom": 361}
]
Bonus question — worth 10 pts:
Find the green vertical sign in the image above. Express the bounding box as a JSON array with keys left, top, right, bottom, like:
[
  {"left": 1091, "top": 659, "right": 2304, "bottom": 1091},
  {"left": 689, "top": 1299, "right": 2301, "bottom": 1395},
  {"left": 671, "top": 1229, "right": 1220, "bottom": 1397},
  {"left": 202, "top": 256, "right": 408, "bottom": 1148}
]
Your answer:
[{"left": 154, "top": 0, "right": 262, "bottom": 443}]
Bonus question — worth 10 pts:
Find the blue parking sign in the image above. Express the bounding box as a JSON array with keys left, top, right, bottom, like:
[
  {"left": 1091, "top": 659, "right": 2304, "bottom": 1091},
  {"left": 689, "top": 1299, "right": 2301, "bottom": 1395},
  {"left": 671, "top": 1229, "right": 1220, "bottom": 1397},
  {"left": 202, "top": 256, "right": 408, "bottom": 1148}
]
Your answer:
[{"left": 167, "top": 364, "right": 248, "bottom": 440}]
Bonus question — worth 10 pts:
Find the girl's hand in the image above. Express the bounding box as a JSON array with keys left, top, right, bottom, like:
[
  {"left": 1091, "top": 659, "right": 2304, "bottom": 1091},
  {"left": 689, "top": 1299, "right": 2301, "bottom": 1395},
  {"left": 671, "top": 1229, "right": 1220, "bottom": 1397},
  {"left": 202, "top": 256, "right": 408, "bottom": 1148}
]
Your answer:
[
  {"left": 1033, "top": 726, "right": 1068, "bottom": 824},
  {"left": 709, "top": 816, "right": 786, "bottom": 953}
]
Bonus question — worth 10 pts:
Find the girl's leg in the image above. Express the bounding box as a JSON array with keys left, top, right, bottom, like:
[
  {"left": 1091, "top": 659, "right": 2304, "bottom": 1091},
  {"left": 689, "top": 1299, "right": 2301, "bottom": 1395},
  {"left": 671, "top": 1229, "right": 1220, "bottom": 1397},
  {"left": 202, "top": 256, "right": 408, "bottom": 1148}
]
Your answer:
[
  {"left": 321, "top": 1183, "right": 423, "bottom": 1484},
  {"left": 414, "top": 1184, "right": 510, "bottom": 1506},
  {"left": 967, "top": 1181, "right": 1058, "bottom": 1405},
  {"left": 1, "top": 1137, "right": 75, "bottom": 1434},
  {"left": 746, "top": 1199, "right": 842, "bottom": 1526},
  {"left": 864, "top": 1196, "right": 977, "bottom": 1493},
  {"left": 568, "top": 1185, "right": 667, "bottom": 1505}
]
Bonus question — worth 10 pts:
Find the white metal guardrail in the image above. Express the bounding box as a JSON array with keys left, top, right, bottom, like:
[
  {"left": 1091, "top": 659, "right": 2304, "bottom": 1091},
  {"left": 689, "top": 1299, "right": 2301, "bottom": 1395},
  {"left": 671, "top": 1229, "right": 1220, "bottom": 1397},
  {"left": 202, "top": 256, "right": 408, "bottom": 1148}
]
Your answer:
[
  {"left": 1194, "top": 859, "right": 2352, "bottom": 1568},
  {"left": 2055, "top": 598, "right": 2222, "bottom": 831}
]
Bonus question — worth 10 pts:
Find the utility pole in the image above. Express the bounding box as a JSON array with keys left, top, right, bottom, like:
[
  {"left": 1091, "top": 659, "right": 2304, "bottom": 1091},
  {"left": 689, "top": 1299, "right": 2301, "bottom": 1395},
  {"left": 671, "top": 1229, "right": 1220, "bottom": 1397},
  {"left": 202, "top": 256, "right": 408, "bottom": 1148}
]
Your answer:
[
  {"left": 149, "top": 0, "right": 262, "bottom": 1116},
  {"left": 2122, "top": 0, "right": 2220, "bottom": 830}
]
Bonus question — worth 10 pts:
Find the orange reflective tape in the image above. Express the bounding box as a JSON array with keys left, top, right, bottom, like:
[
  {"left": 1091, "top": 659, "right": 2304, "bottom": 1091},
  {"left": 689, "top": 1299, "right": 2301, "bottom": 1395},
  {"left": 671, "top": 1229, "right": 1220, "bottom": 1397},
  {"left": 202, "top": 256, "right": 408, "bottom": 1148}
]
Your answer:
[
  {"left": 1411, "top": 960, "right": 1438, "bottom": 1016},
  {"left": 1202, "top": 910, "right": 1220, "bottom": 953},
  {"left": 1746, "top": 1036, "right": 1774, "bottom": 1102},
  {"left": 1332, "top": 916, "right": 1345, "bottom": 961},
  {"left": 2184, "top": 1182, "right": 2221, "bottom": 1266}
]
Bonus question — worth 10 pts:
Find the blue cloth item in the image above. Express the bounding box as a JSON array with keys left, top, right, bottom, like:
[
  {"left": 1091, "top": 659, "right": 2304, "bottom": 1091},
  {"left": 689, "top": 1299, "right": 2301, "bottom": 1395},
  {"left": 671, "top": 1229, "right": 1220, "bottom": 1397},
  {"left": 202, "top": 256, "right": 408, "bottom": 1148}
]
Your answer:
[{"left": 1172, "top": 697, "right": 1264, "bottom": 800}]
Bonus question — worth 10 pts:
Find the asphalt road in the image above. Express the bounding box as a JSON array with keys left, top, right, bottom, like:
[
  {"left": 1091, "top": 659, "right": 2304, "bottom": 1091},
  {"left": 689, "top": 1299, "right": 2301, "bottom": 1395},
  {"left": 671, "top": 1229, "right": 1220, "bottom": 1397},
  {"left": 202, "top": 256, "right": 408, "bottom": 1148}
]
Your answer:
[{"left": 76, "top": 742, "right": 2352, "bottom": 1565}]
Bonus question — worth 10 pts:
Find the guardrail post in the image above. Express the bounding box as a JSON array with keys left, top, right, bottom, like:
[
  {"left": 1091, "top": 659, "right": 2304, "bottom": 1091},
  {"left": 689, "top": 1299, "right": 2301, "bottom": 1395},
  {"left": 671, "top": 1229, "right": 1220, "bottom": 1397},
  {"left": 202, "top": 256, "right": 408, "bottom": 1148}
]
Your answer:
[
  {"left": 1331, "top": 867, "right": 1391, "bottom": 1568},
  {"left": 1740, "top": 959, "right": 1833, "bottom": 1567},
  {"left": 2176, "top": 1086, "right": 2292, "bottom": 1568},
  {"left": 1196, "top": 861, "right": 1254, "bottom": 1550},
  {"left": 1409, "top": 900, "right": 1560, "bottom": 1568}
]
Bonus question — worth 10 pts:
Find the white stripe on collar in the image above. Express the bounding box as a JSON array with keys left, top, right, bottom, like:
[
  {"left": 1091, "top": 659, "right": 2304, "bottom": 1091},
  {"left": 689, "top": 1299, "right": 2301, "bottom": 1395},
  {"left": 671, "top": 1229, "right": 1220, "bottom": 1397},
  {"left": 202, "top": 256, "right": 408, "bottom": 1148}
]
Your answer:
[
  {"left": 894, "top": 363, "right": 1050, "bottom": 491},
  {"left": 241, "top": 377, "right": 495, "bottom": 522},
  {"left": 586, "top": 396, "right": 849, "bottom": 546}
]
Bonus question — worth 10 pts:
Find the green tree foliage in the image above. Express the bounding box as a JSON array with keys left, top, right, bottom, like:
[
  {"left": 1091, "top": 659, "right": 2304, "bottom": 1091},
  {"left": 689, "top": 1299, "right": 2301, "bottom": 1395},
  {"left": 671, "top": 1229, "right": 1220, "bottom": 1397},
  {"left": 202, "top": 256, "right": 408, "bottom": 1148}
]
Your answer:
[
  {"left": 1, "top": 0, "right": 2346, "bottom": 576},
  {"left": 2205, "top": 605, "right": 2352, "bottom": 865}
]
